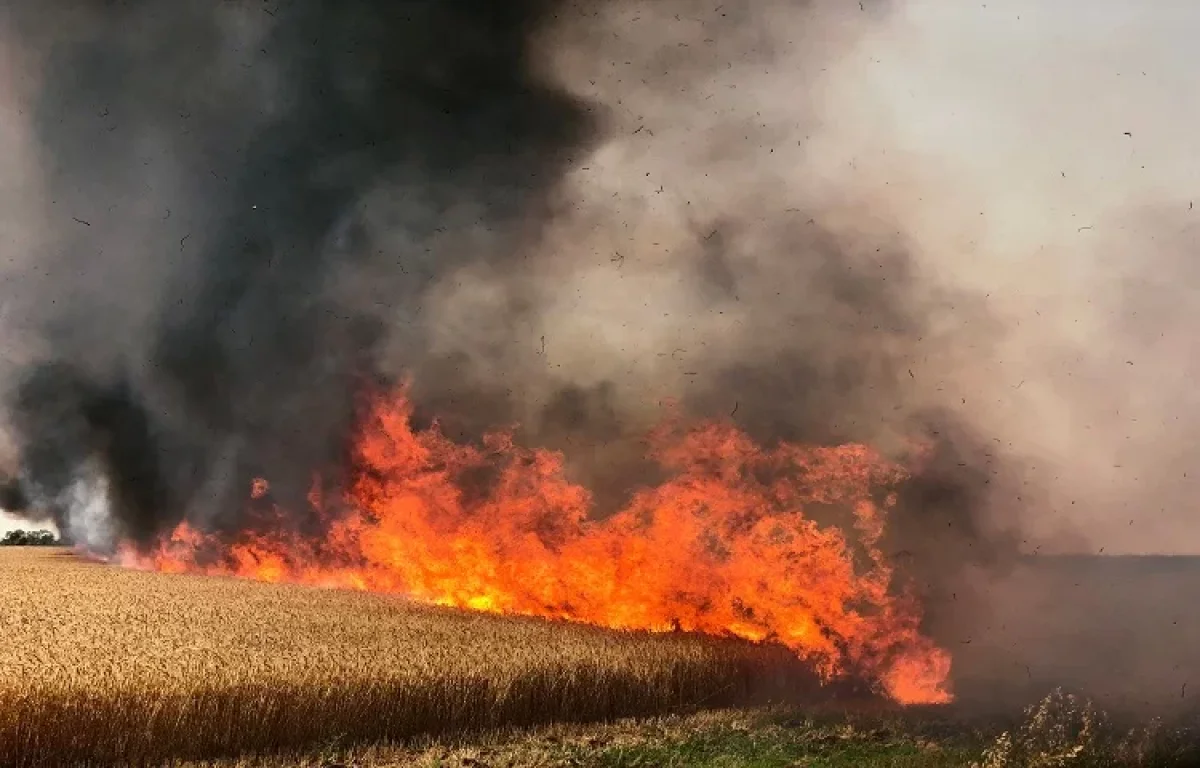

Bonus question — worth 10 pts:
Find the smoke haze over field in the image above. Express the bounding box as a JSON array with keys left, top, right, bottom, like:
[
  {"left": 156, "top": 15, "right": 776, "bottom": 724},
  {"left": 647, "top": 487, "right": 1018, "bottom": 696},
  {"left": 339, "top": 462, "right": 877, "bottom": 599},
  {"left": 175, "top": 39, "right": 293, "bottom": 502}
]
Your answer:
[{"left": 2, "top": 0, "right": 1200, "bottom": 565}]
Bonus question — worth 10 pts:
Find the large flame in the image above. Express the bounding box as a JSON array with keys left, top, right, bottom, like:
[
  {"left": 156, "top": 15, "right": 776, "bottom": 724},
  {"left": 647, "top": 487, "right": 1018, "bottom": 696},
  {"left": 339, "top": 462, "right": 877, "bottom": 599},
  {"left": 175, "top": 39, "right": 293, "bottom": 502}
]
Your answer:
[{"left": 119, "top": 388, "right": 951, "bottom": 705}]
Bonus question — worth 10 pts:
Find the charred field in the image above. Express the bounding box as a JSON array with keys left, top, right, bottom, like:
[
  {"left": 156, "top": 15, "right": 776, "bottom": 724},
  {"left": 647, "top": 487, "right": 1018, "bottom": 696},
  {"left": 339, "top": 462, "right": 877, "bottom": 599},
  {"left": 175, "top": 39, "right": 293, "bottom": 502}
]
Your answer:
[
  {"left": 5, "top": 548, "right": 1200, "bottom": 767},
  {"left": 947, "top": 555, "right": 1200, "bottom": 717}
]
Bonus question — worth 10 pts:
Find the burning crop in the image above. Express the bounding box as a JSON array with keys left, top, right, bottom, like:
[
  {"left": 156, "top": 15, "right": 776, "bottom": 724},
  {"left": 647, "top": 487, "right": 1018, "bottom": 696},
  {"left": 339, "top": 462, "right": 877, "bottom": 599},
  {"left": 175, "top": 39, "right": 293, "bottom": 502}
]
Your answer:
[{"left": 120, "top": 386, "right": 951, "bottom": 706}]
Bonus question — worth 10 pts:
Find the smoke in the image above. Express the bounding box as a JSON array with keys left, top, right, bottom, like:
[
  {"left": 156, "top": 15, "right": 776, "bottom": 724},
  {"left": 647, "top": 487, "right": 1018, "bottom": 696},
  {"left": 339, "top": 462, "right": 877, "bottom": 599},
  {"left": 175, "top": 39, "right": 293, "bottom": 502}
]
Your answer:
[
  {"left": 3, "top": 0, "right": 1200, "bottom": 708},
  {"left": 0, "top": 0, "right": 595, "bottom": 547}
]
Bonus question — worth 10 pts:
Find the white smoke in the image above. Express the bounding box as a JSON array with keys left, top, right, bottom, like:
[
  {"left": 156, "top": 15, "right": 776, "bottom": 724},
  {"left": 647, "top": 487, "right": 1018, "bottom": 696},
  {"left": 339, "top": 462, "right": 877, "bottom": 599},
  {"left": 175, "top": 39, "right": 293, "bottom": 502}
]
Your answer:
[
  {"left": 58, "top": 461, "right": 114, "bottom": 552},
  {"left": 412, "top": 0, "right": 1200, "bottom": 554}
]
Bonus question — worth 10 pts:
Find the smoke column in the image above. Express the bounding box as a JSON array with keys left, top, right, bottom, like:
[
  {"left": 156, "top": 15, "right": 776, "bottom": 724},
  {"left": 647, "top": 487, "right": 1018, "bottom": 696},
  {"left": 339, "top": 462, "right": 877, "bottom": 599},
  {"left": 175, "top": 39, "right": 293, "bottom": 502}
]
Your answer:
[{"left": 0, "top": 0, "right": 597, "bottom": 549}]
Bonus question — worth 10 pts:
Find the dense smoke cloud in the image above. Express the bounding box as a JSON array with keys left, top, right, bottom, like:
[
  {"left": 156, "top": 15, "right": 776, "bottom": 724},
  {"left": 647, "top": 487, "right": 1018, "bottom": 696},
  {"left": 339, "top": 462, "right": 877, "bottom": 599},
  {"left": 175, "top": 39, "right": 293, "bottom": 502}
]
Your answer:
[
  {"left": 0, "top": 0, "right": 1057, "bottom": 570},
  {"left": 0, "top": 1, "right": 1015, "bottom": 572},
  {"left": 0, "top": 0, "right": 595, "bottom": 548}
]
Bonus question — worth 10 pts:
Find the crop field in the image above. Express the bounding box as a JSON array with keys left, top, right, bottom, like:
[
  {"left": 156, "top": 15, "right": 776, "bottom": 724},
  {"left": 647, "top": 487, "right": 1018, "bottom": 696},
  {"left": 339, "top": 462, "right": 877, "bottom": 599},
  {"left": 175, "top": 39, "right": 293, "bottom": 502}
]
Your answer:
[
  {"left": 9, "top": 548, "right": 1200, "bottom": 767},
  {"left": 0, "top": 548, "right": 820, "bottom": 767}
]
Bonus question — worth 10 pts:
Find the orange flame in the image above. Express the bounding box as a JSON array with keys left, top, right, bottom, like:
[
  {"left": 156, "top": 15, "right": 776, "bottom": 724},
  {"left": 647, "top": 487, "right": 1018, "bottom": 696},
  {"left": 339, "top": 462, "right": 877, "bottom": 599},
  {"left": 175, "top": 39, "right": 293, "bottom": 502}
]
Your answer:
[{"left": 119, "top": 388, "right": 952, "bottom": 704}]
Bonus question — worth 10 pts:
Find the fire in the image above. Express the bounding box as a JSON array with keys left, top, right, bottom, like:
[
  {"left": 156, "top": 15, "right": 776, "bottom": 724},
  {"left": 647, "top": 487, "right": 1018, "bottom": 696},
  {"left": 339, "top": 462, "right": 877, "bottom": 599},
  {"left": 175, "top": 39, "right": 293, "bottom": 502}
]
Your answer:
[{"left": 119, "top": 388, "right": 952, "bottom": 705}]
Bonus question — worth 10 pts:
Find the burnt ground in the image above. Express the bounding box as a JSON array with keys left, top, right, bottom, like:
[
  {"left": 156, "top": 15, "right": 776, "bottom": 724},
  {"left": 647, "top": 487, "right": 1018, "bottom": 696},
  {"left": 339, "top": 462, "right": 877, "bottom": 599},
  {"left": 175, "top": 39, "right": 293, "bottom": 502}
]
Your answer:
[{"left": 940, "top": 555, "right": 1200, "bottom": 718}]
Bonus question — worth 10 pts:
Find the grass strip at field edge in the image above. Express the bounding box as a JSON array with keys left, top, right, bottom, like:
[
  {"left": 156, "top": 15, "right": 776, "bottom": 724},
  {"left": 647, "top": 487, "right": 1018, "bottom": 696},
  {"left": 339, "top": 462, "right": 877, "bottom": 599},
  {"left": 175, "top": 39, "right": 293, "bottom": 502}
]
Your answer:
[{"left": 186, "top": 708, "right": 985, "bottom": 768}]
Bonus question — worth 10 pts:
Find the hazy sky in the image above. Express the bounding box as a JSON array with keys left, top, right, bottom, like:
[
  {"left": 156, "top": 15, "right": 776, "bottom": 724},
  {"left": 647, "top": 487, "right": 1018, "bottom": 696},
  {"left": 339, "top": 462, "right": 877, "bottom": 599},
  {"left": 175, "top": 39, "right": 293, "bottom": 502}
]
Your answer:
[
  {"left": 776, "top": 1, "right": 1200, "bottom": 553},
  {"left": 0, "top": 511, "right": 51, "bottom": 535}
]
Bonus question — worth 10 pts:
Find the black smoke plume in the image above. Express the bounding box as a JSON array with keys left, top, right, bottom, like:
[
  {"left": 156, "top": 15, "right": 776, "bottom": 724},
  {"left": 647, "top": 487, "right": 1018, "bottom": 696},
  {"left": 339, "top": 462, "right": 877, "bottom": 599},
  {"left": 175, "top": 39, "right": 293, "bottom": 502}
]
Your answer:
[{"left": 0, "top": 0, "right": 596, "bottom": 547}]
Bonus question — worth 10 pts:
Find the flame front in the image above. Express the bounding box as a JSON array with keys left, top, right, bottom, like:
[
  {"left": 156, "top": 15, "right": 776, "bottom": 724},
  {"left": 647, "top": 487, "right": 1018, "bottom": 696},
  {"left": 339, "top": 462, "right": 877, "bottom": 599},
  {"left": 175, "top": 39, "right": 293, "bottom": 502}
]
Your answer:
[{"left": 120, "top": 389, "right": 952, "bottom": 705}]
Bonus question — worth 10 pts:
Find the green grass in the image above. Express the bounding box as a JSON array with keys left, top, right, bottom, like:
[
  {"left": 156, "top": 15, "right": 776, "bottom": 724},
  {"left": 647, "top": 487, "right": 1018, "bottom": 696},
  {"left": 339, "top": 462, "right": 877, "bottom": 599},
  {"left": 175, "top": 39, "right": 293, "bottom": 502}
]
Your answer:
[
  {"left": 577, "top": 721, "right": 977, "bottom": 767},
  {"left": 184, "top": 708, "right": 986, "bottom": 767},
  {"left": 173, "top": 693, "right": 1200, "bottom": 767}
]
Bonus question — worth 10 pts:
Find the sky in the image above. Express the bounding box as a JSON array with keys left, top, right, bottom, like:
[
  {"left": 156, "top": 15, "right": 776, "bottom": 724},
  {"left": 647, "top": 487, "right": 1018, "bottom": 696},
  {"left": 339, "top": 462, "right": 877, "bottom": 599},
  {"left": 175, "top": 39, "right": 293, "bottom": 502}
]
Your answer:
[{"left": 0, "top": 511, "right": 52, "bottom": 536}]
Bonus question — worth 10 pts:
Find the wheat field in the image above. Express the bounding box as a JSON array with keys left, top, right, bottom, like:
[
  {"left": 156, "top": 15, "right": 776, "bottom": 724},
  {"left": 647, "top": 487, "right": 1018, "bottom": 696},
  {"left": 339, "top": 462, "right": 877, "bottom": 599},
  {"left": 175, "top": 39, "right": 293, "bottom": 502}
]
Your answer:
[{"left": 0, "top": 548, "right": 815, "bottom": 767}]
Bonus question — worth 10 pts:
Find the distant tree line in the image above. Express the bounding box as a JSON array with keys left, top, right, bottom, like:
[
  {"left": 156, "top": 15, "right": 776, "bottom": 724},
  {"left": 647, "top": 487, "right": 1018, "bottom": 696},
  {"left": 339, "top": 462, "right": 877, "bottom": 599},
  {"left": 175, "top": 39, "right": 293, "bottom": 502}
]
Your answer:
[{"left": 0, "top": 529, "right": 59, "bottom": 546}]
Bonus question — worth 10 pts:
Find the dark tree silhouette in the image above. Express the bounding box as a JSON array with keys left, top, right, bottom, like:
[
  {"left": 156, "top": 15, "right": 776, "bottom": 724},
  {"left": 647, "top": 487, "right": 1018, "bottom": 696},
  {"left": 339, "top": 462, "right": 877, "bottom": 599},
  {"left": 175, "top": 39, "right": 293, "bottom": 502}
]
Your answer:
[{"left": 0, "top": 529, "right": 59, "bottom": 546}]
